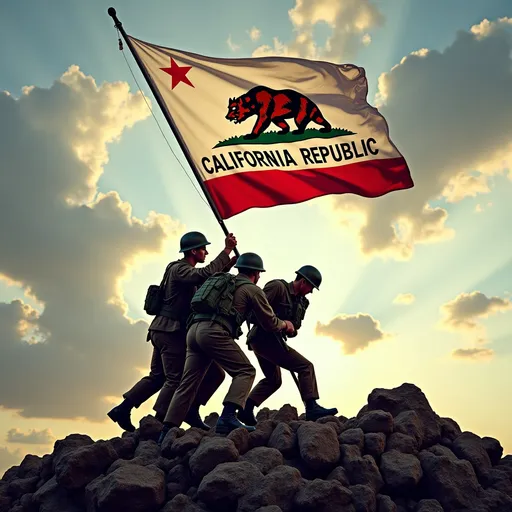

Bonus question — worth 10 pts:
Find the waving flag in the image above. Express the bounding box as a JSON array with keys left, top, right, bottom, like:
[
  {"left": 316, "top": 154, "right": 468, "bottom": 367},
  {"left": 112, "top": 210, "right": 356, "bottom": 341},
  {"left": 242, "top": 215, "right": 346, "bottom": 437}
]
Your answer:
[{"left": 127, "top": 35, "right": 413, "bottom": 219}]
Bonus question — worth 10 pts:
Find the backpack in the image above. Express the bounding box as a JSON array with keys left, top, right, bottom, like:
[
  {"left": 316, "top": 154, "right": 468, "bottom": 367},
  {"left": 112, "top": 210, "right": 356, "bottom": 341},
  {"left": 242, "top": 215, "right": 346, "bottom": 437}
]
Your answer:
[
  {"left": 190, "top": 272, "right": 242, "bottom": 317},
  {"left": 143, "top": 261, "right": 177, "bottom": 316}
]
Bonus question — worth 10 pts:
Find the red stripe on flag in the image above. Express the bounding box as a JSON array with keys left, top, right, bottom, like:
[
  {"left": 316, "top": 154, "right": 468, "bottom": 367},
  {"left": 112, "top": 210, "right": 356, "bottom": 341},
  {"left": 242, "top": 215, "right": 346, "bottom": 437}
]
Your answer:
[{"left": 204, "top": 157, "right": 413, "bottom": 219}]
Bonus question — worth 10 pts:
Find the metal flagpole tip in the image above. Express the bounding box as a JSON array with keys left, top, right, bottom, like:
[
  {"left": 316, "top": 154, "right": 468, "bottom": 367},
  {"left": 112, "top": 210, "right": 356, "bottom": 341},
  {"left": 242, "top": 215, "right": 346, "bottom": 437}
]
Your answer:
[{"left": 108, "top": 7, "right": 117, "bottom": 17}]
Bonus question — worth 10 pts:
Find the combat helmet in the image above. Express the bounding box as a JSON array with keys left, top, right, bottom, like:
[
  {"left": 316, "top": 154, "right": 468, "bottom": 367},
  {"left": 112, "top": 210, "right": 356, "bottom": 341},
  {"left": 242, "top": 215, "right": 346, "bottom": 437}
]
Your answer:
[
  {"left": 179, "top": 231, "right": 211, "bottom": 252},
  {"left": 234, "top": 252, "right": 266, "bottom": 272},
  {"left": 295, "top": 265, "right": 322, "bottom": 290}
]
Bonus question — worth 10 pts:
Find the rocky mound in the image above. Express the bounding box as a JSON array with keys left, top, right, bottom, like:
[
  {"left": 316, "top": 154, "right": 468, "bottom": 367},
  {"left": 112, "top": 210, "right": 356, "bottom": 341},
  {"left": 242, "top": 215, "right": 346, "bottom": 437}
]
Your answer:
[{"left": 1, "top": 383, "right": 511, "bottom": 512}]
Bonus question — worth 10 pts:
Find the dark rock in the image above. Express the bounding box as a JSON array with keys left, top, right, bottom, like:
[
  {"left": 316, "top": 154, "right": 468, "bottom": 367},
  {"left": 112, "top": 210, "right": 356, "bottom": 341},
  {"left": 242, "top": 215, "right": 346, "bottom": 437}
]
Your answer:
[
  {"left": 298, "top": 422, "right": 340, "bottom": 473},
  {"left": 294, "top": 478, "right": 354, "bottom": 511},
  {"left": 386, "top": 433, "right": 419, "bottom": 455},
  {"left": 160, "top": 427, "right": 184, "bottom": 458},
  {"left": 255, "top": 507, "right": 284, "bottom": 512},
  {"left": 340, "top": 428, "right": 365, "bottom": 450},
  {"left": 394, "top": 411, "right": 424, "bottom": 447},
  {"left": 357, "top": 411, "right": 394, "bottom": 435},
  {"left": 161, "top": 493, "right": 206, "bottom": 511},
  {"left": 340, "top": 418, "right": 360, "bottom": 433},
  {"left": 480, "top": 467, "right": 512, "bottom": 495},
  {"left": 85, "top": 464, "right": 165, "bottom": 512},
  {"left": 327, "top": 466, "right": 351, "bottom": 487},
  {"left": 39, "top": 454, "right": 54, "bottom": 483},
  {"left": 204, "top": 412, "right": 219, "bottom": 427},
  {"left": 349, "top": 484, "right": 376, "bottom": 512},
  {"left": 241, "top": 446, "right": 284, "bottom": 475},
  {"left": 238, "top": 465, "right": 305, "bottom": 512},
  {"left": 256, "top": 407, "right": 272, "bottom": 422},
  {"left": 1, "top": 465, "right": 20, "bottom": 483},
  {"left": 343, "top": 454, "right": 384, "bottom": 493},
  {"left": 316, "top": 415, "right": 343, "bottom": 435},
  {"left": 367, "top": 384, "right": 441, "bottom": 447},
  {"left": 268, "top": 422, "right": 297, "bottom": 458},
  {"left": 415, "top": 498, "right": 443, "bottom": 511},
  {"left": 17, "top": 455, "right": 43, "bottom": 479},
  {"left": 364, "top": 433, "right": 387, "bottom": 460},
  {"left": 249, "top": 420, "right": 276, "bottom": 449},
  {"left": 452, "top": 431, "right": 492, "bottom": 478},
  {"left": 273, "top": 404, "right": 299, "bottom": 423},
  {"left": 227, "top": 427, "right": 250, "bottom": 455},
  {"left": 188, "top": 437, "right": 239, "bottom": 481},
  {"left": 438, "top": 417, "right": 462, "bottom": 441},
  {"left": 481, "top": 436, "right": 504, "bottom": 466},
  {"left": 169, "top": 428, "right": 206, "bottom": 457},
  {"left": 427, "top": 444, "right": 458, "bottom": 460},
  {"left": 377, "top": 494, "right": 397, "bottom": 512},
  {"left": 110, "top": 435, "right": 137, "bottom": 459},
  {"left": 418, "top": 450, "right": 480, "bottom": 510},
  {"left": 54, "top": 440, "right": 118, "bottom": 489},
  {"left": 139, "top": 415, "right": 163, "bottom": 442},
  {"left": 197, "top": 461, "right": 262, "bottom": 510},
  {"left": 7, "top": 476, "right": 39, "bottom": 499},
  {"left": 289, "top": 420, "right": 307, "bottom": 432},
  {"left": 52, "top": 433, "right": 94, "bottom": 470},
  {"left": 380, "top": 450, "right": 423, "bottom": 493}
]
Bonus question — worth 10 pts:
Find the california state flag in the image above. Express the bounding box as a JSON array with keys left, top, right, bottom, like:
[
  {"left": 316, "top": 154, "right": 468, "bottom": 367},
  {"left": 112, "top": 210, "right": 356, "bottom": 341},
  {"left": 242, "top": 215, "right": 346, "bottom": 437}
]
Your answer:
[{"left": 128, "top": 35, "right": 413, "bottom": 219}]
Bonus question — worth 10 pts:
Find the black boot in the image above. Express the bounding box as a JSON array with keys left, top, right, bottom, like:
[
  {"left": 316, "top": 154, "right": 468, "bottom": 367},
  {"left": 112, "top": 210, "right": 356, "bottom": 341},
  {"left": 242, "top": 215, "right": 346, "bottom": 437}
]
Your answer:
[
  {"left": 157, "top": 423, "right": 172, "bottom": 446},
  {"left": 155, "top": 411, "right": 165, "bottom": 423},
  {"left": 216, "top": 402, "right": 256, "bottom": 435},
  {"left": 107, "top": 398, "right": 136, "bottom": 432},
  {"left": 305, "top": 399, "right": 338, "bottom": 421},
  {"left": 184, "top": 405, "right": 210, "bottom": 431},
  {"left": 237, "top": 399, "right": 257, "bottom": 426}
]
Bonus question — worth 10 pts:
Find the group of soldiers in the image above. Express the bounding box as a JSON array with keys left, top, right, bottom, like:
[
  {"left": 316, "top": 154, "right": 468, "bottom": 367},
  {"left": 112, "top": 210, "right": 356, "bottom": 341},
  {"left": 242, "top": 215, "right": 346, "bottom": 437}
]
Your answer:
[{"left": 108, "top": 231, "right": 337, "bottom": 443}]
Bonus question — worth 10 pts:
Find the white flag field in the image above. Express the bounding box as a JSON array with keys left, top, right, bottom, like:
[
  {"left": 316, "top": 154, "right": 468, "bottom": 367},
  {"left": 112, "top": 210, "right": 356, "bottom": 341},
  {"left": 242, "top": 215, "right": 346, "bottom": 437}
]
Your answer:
[{"left": 128, "top": 35, "right": 413, "bottom": 219}]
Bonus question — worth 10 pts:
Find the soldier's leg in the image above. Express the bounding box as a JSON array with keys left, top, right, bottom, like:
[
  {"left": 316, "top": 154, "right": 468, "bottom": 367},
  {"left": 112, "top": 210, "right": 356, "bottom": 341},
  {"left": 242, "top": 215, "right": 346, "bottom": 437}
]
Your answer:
[
  {"left": 194, "top": 361, "right": 226, "bottom": 407},
  {"left": 238, "top": 352, "right": 281, "bottom": 426},
  {"left": 109, "top": 331, "right": 166, "bottom": 431},
  {"left": 152, "top": 331, "right": 187, "bottom": 420},
  {"left": 162, "top": 324, "right": 212, "bottom": 428}
]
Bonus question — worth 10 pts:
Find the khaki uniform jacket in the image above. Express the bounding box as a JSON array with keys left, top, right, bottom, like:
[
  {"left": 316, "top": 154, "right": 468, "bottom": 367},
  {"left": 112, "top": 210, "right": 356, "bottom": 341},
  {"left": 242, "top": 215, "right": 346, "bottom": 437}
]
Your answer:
[
  {"left": 232, "top": 275, "right": 287, "bottom": 333},
  {"left": 149, "top": 250, "right": 230, "bottom": 333}
]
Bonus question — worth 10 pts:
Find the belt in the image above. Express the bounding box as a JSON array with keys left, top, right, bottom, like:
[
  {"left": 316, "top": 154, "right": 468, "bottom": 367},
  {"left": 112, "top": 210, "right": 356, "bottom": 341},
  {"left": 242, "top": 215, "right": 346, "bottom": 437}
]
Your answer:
[{"left": 190, "top": 313, "right": 237, "bottom": 337}]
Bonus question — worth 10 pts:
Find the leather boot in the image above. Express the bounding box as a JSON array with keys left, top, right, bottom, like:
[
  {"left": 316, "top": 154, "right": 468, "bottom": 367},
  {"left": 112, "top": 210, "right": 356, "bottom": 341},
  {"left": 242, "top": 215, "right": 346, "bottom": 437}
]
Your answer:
[
  {"left": 184, "top": 407, "right": 210, "bottom": 431},
  {"left": 237, "top": 408, "right": 257, "bottom": 426},
  {"left": 215, "top": 413, "right": 256, "bottom": 435},
  {"left": 107, "top": 400, "right": 136, "bottom": 432},
  {"left": 305, "top": 400, "right": 338, "bottom": 421}
]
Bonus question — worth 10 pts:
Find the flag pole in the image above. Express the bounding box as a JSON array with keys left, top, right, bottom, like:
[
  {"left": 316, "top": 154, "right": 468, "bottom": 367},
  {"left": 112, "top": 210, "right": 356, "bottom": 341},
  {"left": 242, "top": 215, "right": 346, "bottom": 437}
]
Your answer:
[{"left": 107, "top": 7, "right": 239, "bottom": 258}]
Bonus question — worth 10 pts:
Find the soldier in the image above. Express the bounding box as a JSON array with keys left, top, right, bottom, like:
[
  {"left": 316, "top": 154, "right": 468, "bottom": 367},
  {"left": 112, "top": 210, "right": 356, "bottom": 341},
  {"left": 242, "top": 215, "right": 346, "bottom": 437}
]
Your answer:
[
  {"left": 158, "top": 252, "right": 295, "bottom": 443},
  {"left": 237, "top": 265, "right": 338, "bottom": 426},
  {"left": 107, "top": 231, "right": 237, "bottom": 432}
]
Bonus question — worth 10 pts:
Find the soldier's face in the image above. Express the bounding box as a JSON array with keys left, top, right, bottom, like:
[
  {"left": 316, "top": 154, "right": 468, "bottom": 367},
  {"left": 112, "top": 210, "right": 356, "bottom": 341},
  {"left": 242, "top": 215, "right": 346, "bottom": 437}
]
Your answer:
[
  {"left": 193, "top": 247, "right": 208, "bottom": 263},
  {"left": 299, "top": 280, "right": 314, "bottom": 296},
  {"left": 254, "top": 271, "right": 261, "bottom": 284}
]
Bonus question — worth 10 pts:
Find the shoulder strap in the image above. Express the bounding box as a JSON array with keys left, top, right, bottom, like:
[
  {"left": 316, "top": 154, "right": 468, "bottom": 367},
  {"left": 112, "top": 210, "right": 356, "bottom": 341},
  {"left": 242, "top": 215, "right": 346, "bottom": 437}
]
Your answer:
[
  {"left": 279, "top": 279, "right": 292, "bottom": 303},
  {"left": 160, "top": 260, "right": 180, "bottom": 290}
]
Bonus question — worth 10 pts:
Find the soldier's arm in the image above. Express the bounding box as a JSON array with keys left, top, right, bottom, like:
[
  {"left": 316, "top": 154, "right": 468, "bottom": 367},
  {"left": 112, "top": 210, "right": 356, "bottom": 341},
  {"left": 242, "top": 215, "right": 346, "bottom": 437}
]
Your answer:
[
  {"left": 250, "top": 288, "right": 287, "bottom": 332},
  {"left": 173, "top": 251, "right": 231, "bottom": 285},
  {"left": 262, "top": 279, "right": 286, "bottom": 306}
]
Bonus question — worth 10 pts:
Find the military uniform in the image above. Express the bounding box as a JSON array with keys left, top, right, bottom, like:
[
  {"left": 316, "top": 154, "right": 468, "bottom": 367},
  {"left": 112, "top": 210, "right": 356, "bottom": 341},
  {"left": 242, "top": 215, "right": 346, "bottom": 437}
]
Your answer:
[
  {"left": 246, "top": 279, "right": 319, "bottom": 405},
  {"left": 123, "top": 250, "right": 230, "bottom": 418},
  {"left": 163, "top": 274, "right": 287, "bottom": 427}
]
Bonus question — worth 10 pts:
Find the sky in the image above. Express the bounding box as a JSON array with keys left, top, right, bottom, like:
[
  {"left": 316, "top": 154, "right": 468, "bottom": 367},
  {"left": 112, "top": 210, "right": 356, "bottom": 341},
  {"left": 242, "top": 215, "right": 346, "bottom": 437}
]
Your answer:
[{"left": 0, "top": 0, "right": 511, "bottom": 475}]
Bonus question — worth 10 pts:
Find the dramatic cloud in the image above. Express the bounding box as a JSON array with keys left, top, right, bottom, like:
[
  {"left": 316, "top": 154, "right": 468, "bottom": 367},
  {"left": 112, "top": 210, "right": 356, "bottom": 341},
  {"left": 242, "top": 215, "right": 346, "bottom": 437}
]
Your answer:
[
  {"left": 393, "top": 293, "right": 415, "bottom": 305},
  {"left": 452, "top": 347, "right": 494, "bottom": 360},
  {"left": 6, "top": 428, "right": 55, "bottom": 445},
  {"left": 0, "top": 446, "right": 22, "bottom": 478},
  {"left": 252, "top": 0, "right": 383, "bottom": 60},
  {"left": 0, "top": 66, "right": 182, "bottom": 421},
  {"left": 248, "top": 27, "right": 261, "bottom": 42},
  {"left": 331, "top": 18, "right": 512, "bottom": 259},
  {"left": 440, "top": 291, "right": 511, "bottom": 331},
  {"left": 227, "top": 35, "right": 240, "bottom": 52},
  {"left": 315, "top": 313, "right": 389, "bottom": 354}
]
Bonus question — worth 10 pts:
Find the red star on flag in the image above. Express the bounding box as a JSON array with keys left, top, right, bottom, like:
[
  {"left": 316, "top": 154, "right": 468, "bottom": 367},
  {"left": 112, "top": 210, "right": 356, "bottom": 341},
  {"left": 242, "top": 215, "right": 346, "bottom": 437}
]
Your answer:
[{"left": 160, "top": 57, "right": 194, "bottom": 90}]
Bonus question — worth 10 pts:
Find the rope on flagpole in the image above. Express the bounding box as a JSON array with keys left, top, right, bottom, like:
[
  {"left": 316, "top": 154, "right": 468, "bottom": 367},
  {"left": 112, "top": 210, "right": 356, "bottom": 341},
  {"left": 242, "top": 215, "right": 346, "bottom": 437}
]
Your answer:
[{"left": 114, "top": 28, "right": 212, "bottom": 212}]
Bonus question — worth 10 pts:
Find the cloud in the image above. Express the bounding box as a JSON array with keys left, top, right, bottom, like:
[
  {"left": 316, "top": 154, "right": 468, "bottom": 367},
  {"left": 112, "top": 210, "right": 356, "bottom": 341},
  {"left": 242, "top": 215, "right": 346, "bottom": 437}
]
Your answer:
[
  {"left": 252, "top": 0, "right": 384, "bottom": 60},
  {"left": 0, "top": 446, "right": 23, "bottom": 478},
  {"left": 393, "top": 293, "right": 415, "bottom": 305},
  {"left": 6, "top": 428, "right": 55, "bottom": 445},
  {"left": 440, "top": 291, "right": 512, "bottom": 331},
  {"left": 315, "top": 313, "right": 389, "bottom": 354},
  {"left": 227, "top": 35, "right": 240, "bottom": 52},
  {"left": 248, "top": 27, "right": 261, "bottom": 42},
  {"left": 330, "top": 17, "right": 512, "bottom": 259},
  {"left": 452, "top": 347, "right": 494, "bottom": 360},
  {"left": 0, "top": 66, "right": 182, "bottom": 421}
]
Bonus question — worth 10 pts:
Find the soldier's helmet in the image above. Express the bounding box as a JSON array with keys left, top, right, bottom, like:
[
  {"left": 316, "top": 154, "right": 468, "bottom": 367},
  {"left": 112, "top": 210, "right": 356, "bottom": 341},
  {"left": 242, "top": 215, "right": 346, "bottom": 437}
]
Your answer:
[
  {"left": 295, "top": 265, "right": 322, "bottom": 290},
  {"left": 234, "top": 252, "right": 266, "bottom": 272},
  {"left": 179, "top": 231, "right": 211, "bottom": 252}
]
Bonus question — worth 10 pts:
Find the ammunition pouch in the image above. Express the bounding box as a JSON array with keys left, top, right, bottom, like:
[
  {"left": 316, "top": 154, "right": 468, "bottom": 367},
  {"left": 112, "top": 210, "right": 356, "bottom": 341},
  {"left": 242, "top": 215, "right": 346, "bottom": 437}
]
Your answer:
[{"left": 143, "top": 261, "right": 179, "bottom": 316}]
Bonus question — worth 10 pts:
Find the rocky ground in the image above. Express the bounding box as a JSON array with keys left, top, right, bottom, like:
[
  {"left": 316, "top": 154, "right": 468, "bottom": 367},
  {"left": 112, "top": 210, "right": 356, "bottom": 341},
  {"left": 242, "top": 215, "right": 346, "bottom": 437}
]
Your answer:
[{"left": 1, "top": 383, "right": 511, "bottom": 512}]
